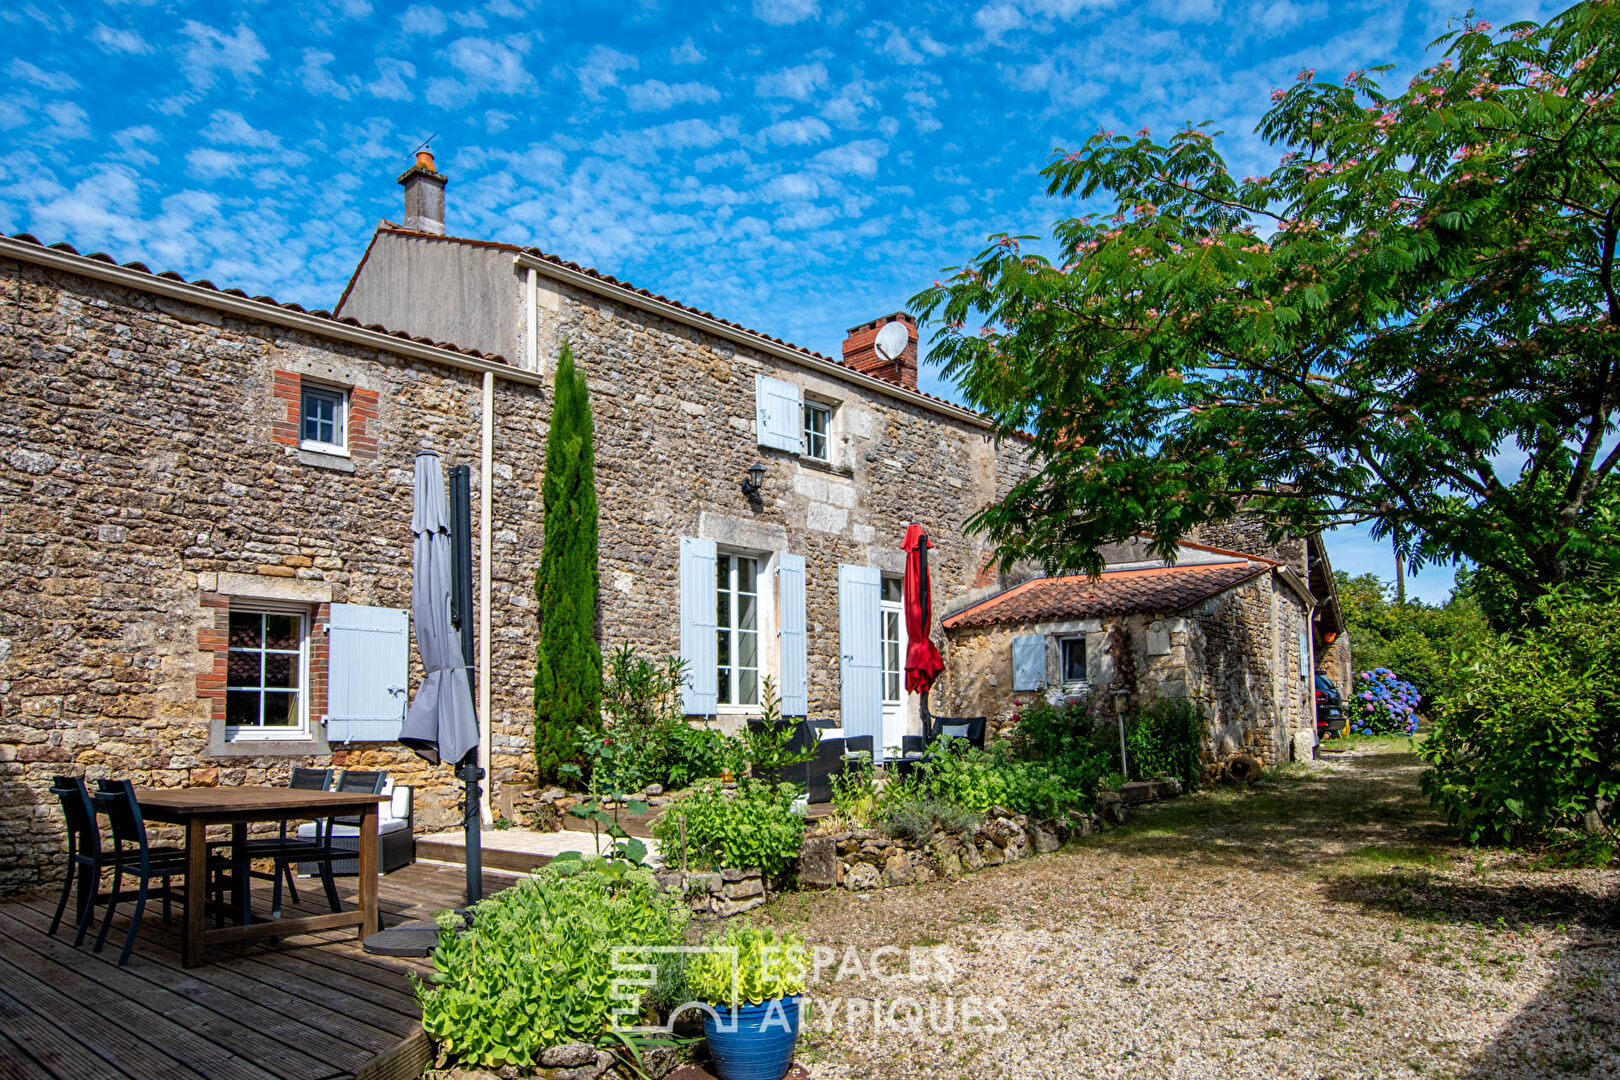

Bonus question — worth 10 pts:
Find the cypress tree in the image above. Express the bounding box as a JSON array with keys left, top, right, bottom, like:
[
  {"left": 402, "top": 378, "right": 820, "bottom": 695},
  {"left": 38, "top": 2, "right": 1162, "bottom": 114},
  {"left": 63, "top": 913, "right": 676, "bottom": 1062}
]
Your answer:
[{"left": 533, "top": 340, "right": 601, "bottom": 783}]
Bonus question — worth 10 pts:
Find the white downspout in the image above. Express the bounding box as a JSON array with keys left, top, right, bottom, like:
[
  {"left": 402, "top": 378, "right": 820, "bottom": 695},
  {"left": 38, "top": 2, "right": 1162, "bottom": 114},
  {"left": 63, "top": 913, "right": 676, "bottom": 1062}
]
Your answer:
[
  {"left": 478, "top": 369, "right": 495, "bottom": 825},
  {"left": 525, "top": 267, "right": 539, "bottom": 373}
]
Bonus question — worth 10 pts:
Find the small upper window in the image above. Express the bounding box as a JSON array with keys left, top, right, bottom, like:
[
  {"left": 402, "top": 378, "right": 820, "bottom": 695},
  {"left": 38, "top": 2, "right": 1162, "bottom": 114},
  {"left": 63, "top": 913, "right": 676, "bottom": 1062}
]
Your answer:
[
  {"left": 802, "top": 402, "right": 831, "bottom": 461},
  {"left": 1060, "top": 636, "right": 1087, "bottom": 688},
  {"left": 301, "top": 385, "right": 347, "bottom": 452}
]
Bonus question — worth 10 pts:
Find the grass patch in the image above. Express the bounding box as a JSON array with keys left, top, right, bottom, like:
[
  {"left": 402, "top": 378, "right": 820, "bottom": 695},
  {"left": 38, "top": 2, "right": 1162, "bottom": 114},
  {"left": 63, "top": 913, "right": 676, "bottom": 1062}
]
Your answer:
[{"left": 1347, "top": 844, "right": 1453, "bottom": 869}]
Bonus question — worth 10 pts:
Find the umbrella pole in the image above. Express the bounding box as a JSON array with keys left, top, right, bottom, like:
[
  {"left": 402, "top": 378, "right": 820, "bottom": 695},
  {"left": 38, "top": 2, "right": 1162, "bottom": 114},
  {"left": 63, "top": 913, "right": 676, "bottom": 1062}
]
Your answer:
[{"left": 449, "top": 466, "right": 483, "bottom": 907}]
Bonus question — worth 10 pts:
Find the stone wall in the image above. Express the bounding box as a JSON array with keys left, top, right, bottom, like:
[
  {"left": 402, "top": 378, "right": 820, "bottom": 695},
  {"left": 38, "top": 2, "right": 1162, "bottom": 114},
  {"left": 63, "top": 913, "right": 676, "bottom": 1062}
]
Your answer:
[
  {"left": 936, "top": 571, "right": 1313, "bottom": 773},
  {"left": 0, "top": 255, "right": 548, "bottom": 892}
]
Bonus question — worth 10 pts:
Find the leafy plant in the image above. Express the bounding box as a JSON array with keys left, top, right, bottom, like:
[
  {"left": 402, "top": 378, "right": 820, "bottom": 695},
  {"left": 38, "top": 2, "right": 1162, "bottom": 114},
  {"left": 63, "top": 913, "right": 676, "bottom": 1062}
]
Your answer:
[
  {"left": 534, "top": 341, "right": 602, "bottom": 783},
  {"left": 416, "top": 861, "right": 689, "bottom": 1069},
  {"left": 740, "top": 677, "right": 815, "bottom": 778},
  {"left": 1122, "top": 699, "right": 1205, "bottom": 788},
  {"left": 916, "top": 739, "right": 1088, "bottom": 819},
  {"left": 910, "top": 3, "right": 1620, "bottom": 616},
  {"left": 1336, "top": 571, "right": 1491, "bottom": 698},
  {"left": 651, "top": 780, "right": 807, "bottom": 878},
  {"left": 1348, "top": 669, "right": 1421, "bottom": 736},
  {"left": 824, "top": 751, "right": 879, "bottom": 832},
  {"left": 685, "top": 923, "right": 808, "bottom": 1007},
  {"left": 878, "top": 798, "right": 981, "bottom": 840},
  {"left": 1420, "top": 591, "right": 1620, "bottom": 845}
]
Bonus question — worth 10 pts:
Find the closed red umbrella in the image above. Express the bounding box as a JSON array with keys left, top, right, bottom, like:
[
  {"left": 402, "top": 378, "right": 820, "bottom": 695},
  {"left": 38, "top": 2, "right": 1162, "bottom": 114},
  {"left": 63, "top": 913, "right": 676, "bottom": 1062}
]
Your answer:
[{"left": 901, "top": 524, "right": 945, "bottom": 705}]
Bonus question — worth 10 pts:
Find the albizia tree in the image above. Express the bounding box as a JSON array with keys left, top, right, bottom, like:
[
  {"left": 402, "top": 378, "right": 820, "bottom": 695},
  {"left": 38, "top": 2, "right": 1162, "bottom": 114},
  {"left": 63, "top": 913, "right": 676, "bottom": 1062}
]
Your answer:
[{"left": 913, "top": 3, "right": 1620, "bottom": 620}]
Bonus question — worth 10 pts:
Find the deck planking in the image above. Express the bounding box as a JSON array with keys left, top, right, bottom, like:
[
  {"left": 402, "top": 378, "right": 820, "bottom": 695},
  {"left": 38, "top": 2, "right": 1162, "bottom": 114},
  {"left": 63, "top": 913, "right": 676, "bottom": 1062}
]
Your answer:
[{"left": 0, "top": 862, "right": 517, "bottom": 1080}]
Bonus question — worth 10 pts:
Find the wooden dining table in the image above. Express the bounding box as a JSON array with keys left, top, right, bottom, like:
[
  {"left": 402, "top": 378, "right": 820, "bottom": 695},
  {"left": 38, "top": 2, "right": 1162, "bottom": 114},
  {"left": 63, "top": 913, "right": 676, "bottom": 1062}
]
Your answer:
[{"left": 134, "top": 786, "right": 388, "bottom": 968}]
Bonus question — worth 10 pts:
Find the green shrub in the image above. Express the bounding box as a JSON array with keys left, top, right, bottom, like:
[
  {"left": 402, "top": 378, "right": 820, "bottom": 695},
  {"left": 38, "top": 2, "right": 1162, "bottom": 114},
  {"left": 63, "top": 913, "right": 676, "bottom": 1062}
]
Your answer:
[
  {"left": 651, "top": 780, "right": 806, "bottom": 878},
  {"left": 917, "top": 740, "right": 1088, "bottom": 819},
  {"left": 666, "top": 724, "right": 734, "bottom": 789},
  {"left": 685, "top": 923, "right": 808, "bottom": 1006},
  {"left": 824, "top": 753, "right": 879, "bottom": 831},
  {"left": 416, "top": 861, "right": 689, "bottom": 1069},
  {"left": 878, "top": 798, "right": 981, "bottom": 840},
  {"left": 1420, "top": 592, "right": 1620, "bottom": 845},
  {"left": 1123, "top": 699, "right": 1205, "bottom": 789}
]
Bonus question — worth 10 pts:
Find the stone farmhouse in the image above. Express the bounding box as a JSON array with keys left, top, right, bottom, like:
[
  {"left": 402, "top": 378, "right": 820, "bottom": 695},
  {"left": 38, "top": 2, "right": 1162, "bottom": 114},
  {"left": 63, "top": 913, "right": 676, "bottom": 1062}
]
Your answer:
[{"left": 0, "top": 151, "right": 1347, "bottom": 894}]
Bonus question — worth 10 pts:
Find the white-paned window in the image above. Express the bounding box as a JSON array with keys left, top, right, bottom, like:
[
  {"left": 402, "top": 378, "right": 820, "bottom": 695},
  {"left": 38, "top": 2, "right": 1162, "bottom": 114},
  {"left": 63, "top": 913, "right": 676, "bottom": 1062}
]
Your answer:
[
  {"left": 226, "top": 606, "right": 309, "bottom": 740},
  {"left": 1060, "top": 636, "right": 1087, "bottom": 689},
  {"left": 802, "top": 402, "right": 831, "bottom": 462},
  {"left": 716, "top": 554, "right": 760, "bottom": 707},
  {"left": 300, "top": 384, "right": 347, "bottom": 453},
  {"left": 880, "top": 576, "right": 903, "bottom": 704}
]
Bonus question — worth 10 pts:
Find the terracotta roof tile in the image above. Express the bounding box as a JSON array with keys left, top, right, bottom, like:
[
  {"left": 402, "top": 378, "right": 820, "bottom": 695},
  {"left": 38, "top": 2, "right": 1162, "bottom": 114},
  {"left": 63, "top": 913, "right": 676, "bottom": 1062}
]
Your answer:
[
  {"left": 943, "top": 561, "right": 1270, "bottom": 630},
  {"left": 4, "top": 232, "right": 512, "bottom": 365}
]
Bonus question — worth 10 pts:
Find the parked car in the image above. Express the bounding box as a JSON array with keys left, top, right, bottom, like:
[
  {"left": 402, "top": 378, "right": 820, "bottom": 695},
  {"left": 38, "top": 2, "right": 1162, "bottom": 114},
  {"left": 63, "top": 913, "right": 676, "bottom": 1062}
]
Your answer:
[{"left": 1315, "top": 674, "right": 1347, "bottom": 738}]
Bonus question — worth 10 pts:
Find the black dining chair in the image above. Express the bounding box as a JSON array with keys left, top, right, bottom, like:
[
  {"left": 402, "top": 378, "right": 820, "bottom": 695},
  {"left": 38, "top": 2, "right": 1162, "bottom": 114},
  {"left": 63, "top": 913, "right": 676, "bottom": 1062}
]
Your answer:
[
  {"left": 89, "top": 779, "right": 190, "bottom": 966},
  {"left": 208, "top": 766, "right": 335, "bottom": 917},
  {"left": 285, "top": 769, "right": 386, "bottom": 914},
  {"left": 47, "top": 775, "right": 116, "bottom": 946}
]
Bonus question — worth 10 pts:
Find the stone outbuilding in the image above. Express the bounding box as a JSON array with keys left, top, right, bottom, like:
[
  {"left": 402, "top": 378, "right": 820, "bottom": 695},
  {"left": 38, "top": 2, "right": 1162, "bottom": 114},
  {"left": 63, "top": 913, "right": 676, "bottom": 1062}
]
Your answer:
[{"left": 936, "top": 537, "right": 1327, "bottom": 771}]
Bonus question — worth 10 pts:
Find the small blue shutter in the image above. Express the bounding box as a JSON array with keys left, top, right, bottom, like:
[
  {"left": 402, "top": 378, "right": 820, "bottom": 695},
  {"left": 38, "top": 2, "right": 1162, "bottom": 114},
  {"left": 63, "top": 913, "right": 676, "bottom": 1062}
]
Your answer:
[
  {"left": 777, "top": 553, "right": 808, "bottom": 717},
  {"left": 1012, "top": 634, "right": 1046, "bottom": 692},
  {"left": 755, "top": 374, "right": 803, "bottom": 453},
  {"left": 838, "top": 565, "right": 883, "bottom": 759},
  {"left": 326, "top": 603, "right": 410, "bottom": 742},
  {"left": 680, "top": 537, "right": 719, "bottom": 715}
]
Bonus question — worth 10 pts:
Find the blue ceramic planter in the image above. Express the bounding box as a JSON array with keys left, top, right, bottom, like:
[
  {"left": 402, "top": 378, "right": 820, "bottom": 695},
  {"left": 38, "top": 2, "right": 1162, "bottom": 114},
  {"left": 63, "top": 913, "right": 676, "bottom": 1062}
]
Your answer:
[{"left": 702, "top": 995, "right": 801, "bottom": 1080}]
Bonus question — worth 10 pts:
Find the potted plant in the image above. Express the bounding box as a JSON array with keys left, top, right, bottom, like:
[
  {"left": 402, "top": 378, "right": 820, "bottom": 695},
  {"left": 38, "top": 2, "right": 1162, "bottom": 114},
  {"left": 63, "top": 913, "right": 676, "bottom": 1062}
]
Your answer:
[{"left": 685, "top": 923, "right": 808, "bottom": 1080}]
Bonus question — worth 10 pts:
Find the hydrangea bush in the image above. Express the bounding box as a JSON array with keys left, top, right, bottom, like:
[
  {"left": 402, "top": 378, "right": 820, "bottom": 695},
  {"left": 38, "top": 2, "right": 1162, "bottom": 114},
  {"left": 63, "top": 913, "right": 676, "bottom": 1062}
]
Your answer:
[{"left": 1349, "top": 668, "right": 1420, "bottom": 735}]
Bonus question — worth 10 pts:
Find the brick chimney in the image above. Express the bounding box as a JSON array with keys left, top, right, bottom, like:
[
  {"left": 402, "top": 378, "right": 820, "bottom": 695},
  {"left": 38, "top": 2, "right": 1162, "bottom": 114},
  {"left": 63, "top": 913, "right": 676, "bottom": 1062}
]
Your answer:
[
  {"left": 842, "top": 312, "right": 918, "bottom": 391},
  {"left": 397, "top": 149, "right": 447, "bottom": 235}
]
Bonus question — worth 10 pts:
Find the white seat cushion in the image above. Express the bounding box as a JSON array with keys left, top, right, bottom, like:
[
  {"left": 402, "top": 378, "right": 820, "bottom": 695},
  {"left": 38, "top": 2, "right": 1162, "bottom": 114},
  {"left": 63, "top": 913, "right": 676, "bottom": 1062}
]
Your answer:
[
  {"left": 817, "top": 728, "right": 845, "bottom": 741},
  {"left": 297, "top": 818, "right": 410, "bottom": 840}
]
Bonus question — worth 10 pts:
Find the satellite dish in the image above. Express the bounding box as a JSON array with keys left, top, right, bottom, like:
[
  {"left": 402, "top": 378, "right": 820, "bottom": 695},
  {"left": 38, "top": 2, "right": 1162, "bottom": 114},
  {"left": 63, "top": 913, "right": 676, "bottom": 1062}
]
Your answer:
[{"left": 873, "top": 320, "right": 909, "bottom": 361}]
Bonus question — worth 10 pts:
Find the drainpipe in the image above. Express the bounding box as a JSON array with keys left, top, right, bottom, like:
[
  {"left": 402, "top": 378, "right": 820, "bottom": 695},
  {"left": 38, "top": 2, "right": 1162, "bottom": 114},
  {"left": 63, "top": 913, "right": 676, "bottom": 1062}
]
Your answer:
[
  {"left": 525, "top": 267, "right": 539, "bottom": 373},
  {"left": 478, "top": 370, "right": 494, "bottom": 824}
]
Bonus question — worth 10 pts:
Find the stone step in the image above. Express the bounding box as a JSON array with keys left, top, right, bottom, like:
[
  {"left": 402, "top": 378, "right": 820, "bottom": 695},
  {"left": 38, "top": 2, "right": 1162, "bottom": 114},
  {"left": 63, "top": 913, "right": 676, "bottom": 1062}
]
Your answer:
[
  {"left": 416, "top": 838, "right": 552, "bottom": 874},
  {"left": 561, "top": 812, "right": 656, "bottom": 839}
]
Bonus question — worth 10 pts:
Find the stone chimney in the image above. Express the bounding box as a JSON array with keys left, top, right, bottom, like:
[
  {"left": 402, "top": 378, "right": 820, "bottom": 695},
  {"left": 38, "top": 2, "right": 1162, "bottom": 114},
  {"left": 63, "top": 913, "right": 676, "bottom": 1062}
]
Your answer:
[
  {"left": 842, "top": 312, "right": 918, "bottom": 391},
  {"left": 397, "top": 149, "right": 447, "bottom": 235}
]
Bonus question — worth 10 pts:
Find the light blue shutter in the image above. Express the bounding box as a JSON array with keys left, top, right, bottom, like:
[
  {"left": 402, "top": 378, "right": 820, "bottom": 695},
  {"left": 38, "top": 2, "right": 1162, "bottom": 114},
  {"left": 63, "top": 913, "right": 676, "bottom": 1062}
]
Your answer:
[
  {"left": 679, "top": 537, "right": 718, "bottom": 715},
  {"left": 1012, "top": 634, "right": 1046, "bottom": 692},
  {"left": 326, "top": 603, "right": 410, "bottom": 742},
  {"left": 838, "top": 565, "right": 883, "bottom": 760},
  {"left": 755, "top": 374, "right": 803, "bottom": 453},
  {"left": 777, "top": 553, "right": 808, "bottom": 717}
]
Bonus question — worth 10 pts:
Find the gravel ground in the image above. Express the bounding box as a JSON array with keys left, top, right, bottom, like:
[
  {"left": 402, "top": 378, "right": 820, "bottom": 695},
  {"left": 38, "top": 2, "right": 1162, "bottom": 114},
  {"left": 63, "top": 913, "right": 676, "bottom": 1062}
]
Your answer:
[{"left": 755, "top": 741, "right": 1620, "bottom": 1080}]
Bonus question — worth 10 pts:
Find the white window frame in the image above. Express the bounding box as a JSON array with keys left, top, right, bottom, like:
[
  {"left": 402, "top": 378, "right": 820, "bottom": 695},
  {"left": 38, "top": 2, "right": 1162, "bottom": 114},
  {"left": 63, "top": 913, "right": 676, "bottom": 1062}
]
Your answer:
[
  {"left": 225, "top": 600, "right": 311, "bottom": 742},
  {"left": 802, "top": 401, "right": 832, "bottom": 462},
  {"left": 880, "top": 576, "right": 903, "bottom": 705},
  {"left": 300, "top": 383, "right": 349, "bottom": 455},
  {"left": 1059, "top": 635, "right": 1088, "bottom": 691},
  {"left": 716, "top": 553, "right": 762, "bottom": 710}
]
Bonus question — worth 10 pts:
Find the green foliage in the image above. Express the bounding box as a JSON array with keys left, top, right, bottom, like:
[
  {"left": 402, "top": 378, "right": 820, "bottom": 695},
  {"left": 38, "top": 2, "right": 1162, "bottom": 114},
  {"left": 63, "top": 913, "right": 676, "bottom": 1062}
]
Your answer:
[
  {"left": 651, "top": 780, "right": 806, "bottom": 878},
  {"left": 416, "top": 862, "right": 689, "bottom": 1069},
  {"left": 740, "top": 678, "right": 816, "bottom": 778},
  {"left": 878, "top": 798, "right": 982, "bottom": 840},
  {"left": 665, "top": 725, "right": 734, "bottom": 790},
  {"left": 1337, "top": 571, "right": 1490, "bottom": 702},
  {"left": 824, "top": 752, "right": 880, "bottom": 832},
  {"left": 591, "top": 646, "right": 729, "bottom": 792},
  {"left": 1122, "top": 699, "right": 1205, "bottom": 789},
  {"left": 911, "top": 3, "right": 1620, "bottom": 611},
  {"left": 916, "top": 739, "right": 1088, "bottom": 819},
  {"left": 1420, "top": 592, "right": 1620, "bottom": 845},
  {"left": 685, "top": 923, "right": 808, "bottom": 1007},
  {"left": 534, "top": 341, "right": 602, "bottom": 783}
]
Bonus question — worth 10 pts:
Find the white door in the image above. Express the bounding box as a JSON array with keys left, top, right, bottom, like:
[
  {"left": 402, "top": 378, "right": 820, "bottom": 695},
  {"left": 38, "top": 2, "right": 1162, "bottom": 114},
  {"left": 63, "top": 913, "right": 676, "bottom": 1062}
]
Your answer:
[
  {"left": 879, "top": 576, "right": 908, "bottom": 754},
  {"left": 838, "top": 565, "right": 883, "bottom": 759}
]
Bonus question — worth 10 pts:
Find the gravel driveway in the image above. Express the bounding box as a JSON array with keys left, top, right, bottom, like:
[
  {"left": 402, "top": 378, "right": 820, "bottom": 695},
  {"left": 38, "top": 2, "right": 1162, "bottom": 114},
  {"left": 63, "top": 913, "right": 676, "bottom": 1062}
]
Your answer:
[{"left": 757, "top": 740, "right": 1619, "bottom": 1080}]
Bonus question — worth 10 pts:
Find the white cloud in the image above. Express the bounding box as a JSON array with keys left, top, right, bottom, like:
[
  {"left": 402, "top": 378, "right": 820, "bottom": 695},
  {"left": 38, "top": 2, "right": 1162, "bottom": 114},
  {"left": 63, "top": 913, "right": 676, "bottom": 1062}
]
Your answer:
[
  {"left": 90, "top": 25, "right": 152, "bottom": 55},
  {"left": 755, "top": 61, "right": 828, "bottom": 101},
  {"left": 592, "top": 118, "right": 736, "bottom": 161},
  {"left": 201, "top": 110, "right": 283, "bottom": 149},
  {"left": 179, "top": 21, "right": 268, "bottom": 89},
  {"left": 670, "top": 37, "right": 704, "bottom": 64},
  {"left": 811, "top": 139, "right": 888, "bottom": 178},
  {"left": 369, "top": 58, "right": 417, "bottom": 100},
  {"left": 578, "top": 45, "right": 639, "bottom": 100},
  {"left": 400, "top": 4, "right": 448, "bottom": 35},
  {"left": 111, "top": 124, "right": 161, "bottom": 167},
  {"left": 759, "top": 116, "right": 832, "bottom": 146},
  {"left": 820, "top": 78, "right": 877, "bottom": 127},
  {"left": 974, "top": 2, "right": 1025, "bottom": 40},
  {"left": 625, "top": 80, "right": 721, "bottom": 111},
  {"left": 43, "top": 101, "right": 91, "bottom": 140},
  {"left": 7, "top": 60, "right": 79, "bottom": 92},
  {"left": 426, "top": 36, "right": 537, "bottom": 106},
  {"left": 874, "top": 25, "right": 948, "bottom": 65},
  {"left": 299, "top": 49, "right": 358, "bottom": 100},
  {"left": 753, "top": 0, "right": 820, "bottom": 25}
]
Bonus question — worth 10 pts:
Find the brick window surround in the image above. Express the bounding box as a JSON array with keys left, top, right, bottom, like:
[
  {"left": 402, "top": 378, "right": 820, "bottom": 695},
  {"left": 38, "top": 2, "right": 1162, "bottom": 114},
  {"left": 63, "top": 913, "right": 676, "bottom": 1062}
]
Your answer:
[
  {"left": 199, "top": 592, "right": 332, "bottom": 756},
  {"left": 271, "top": 371, "right": 379, "bottom": 460}
]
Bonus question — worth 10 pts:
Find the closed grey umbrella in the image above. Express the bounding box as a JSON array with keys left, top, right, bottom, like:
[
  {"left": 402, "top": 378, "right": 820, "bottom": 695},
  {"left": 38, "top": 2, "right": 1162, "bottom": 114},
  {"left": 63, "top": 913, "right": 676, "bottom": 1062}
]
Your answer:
[{"left": 401, "top": 450, "right": 478, "bottom": 766}]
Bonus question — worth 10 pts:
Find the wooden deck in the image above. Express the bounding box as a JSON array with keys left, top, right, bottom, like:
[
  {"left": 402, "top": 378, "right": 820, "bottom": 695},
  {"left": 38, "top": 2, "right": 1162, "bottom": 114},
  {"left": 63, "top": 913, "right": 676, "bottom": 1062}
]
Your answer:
[{"left": 0, "top": 863, "right": 515, "bottom": 1080}]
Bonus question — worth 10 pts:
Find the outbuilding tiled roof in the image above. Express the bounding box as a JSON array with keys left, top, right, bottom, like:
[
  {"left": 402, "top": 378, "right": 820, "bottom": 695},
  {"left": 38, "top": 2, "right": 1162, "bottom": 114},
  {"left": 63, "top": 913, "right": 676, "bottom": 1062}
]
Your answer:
[
  {"left": 942, "top": 561, "right": 1270, "bottom": 630},
  {"left": 4, "top": 232, "right": 512, "bottom": 365}
]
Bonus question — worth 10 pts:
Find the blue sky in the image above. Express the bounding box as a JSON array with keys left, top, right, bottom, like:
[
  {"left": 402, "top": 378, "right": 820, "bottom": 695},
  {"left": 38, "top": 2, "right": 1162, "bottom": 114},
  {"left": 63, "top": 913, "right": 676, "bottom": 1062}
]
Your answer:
[{"left": 1, "top": 0, "right": 1569, "bottom": 603}]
